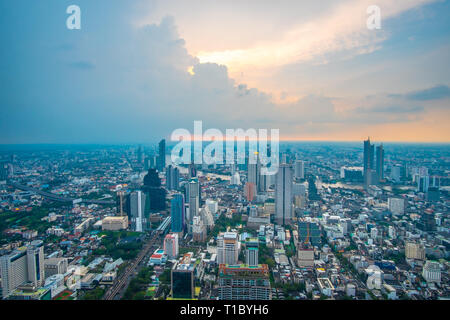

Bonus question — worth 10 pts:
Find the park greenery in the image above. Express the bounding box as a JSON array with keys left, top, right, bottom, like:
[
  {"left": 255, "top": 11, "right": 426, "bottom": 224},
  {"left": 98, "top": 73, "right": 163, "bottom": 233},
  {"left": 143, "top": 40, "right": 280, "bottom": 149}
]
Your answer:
[
  {"left": 92, "top": 230, "right": 143, "bottom": 260},
  {"left": 122, "top": 266, "right": 155, "bottom": 300},
  {"left": 81, "top": 287, "right": 105, "bottom": 300}
]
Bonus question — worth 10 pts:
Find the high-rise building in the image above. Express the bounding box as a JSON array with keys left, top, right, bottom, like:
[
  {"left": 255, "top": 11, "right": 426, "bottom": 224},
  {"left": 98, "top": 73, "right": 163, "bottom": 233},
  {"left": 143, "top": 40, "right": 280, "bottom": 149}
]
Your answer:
[
  {"left": 275, "top": 164, "right": 293, "bottom": 226},
  {"left": 136, "top": 145, "right": 143, "bottom": 165},
  {"left": 164, "top": 233, "right": 179, "bottom": 259},
  {"left": 218, "top": 264, "right": 271, "bottom": 300},
  {"left": 217, "top": 232, "right": 239, "bottom": 265},
  {"left": 388, "top": 198, "right": 405, "bottom": 215},
  {"left": 188, "top": 179, "right": 200, "bottom": 222},
  {"left": 130, "top": 191, "right": 148, "bottom": 232},
  {"left": 417, "top": 211, "right": 436, "bottom": 232},
  {"left": 417, "top": 175, "right": 430, "bottom": 193},
  {"left": 0, "top": 161, "right": 9, "bottom": 182},
  {"left": 192, "top": 216, "right": 207, "bottom": 243},
  {"left": 245, "top": 238, "right": 259, "bottom": 266},
  {"left": 157, "top": 139, "right": 166, "bottom": 172},
  {"left": 171, "top": 253, "right": 194, "bottom": 299},
  {"left": 171, "top": 193, "right": 185, "bottom": 233},
  {"left": 0, "top": 240, "right": 45, "bottom": 299},
  {"left": 376, "top": 144, "right": 384, "bottom": 183},
  {"left": 205, "top": 199, "right": 218, "bottom": 215},
  {"left": 390, "top": 165, "right": 401, "bottom": 182},
  {"left": 166, "top": 165, "right": 180, "bottom": 190},
  {"left": 405, "top": 242, "right": 426, "bottom": 260},
  {"left": 294, "top": 160, "right": 305, "bottom": 180},
  {"left": 422, "top": 261, "right": 441, "bottom": 283},
  {"left": 244, "top": 182, "right": 256, "bottom": 202},
  {"left": 247, "top": 152, "right": 259, "bottom": 186},
  {"left": 363, "top": 138, "right": 374, "bottom": 187},
  {"left": 188, "top": 164, "right": 197, "bottom": 179}
]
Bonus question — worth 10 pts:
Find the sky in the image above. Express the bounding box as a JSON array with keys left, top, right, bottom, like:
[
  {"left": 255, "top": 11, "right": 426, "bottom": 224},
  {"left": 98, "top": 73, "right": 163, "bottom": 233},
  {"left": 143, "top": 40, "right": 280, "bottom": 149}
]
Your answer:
[{"left": 0, "top": 0, "right": 449, "bottom": 144}]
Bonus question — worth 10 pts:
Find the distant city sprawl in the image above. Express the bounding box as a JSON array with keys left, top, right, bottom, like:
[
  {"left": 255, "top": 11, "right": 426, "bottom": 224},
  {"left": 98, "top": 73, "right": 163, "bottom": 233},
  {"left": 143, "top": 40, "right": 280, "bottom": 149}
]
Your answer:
[{"left": 0, "top": 140, "right": 448, "bottom": 300}]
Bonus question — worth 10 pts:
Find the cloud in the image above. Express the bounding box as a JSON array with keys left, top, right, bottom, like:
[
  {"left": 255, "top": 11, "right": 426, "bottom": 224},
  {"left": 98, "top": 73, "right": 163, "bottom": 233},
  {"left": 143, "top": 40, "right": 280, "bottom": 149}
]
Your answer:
[
  {"left": 0, "top": 2, "right": 448, "bottom": 143},
  {"left": 356, "top": 104, "right": 424, "bottom": 114},
  {"left": 404, "top": 84, "right": 450, "bottom": 101},
  {"left": 193, "top": 0, "right": 438, "bottom": 73},
  {"left": 68, "top": 61, "right": 95, "bottom": 70}
]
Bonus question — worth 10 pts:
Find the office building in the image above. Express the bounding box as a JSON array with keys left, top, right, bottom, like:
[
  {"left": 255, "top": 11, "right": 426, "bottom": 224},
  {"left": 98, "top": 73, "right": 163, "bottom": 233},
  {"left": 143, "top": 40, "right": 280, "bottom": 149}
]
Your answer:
[
  {"left": 130, "top": 191, "right": 148, "bottom": 232},
  {"left": 171, "top": 253, "right": 195, "bottom": 299},
  {"left": 44, "top": 258, "right": 68, "bottom": 279},
  {"left": 245, "top": 238, "right": 259, "bottom": 266},
  {"left": 0, "top": 240, "right": 45, "bottom": 299},
  {"left": 217, "top": 232, "right": 239, "bottom": 265},
  {"left": 192, "top": 216, "right": 207, "bottom": 243},
  {"left": 205, "top": 199, "right": 218, "bottom": 215},
  {"left": 417, "top": 211, "right": 436, "bottom": 232},
  {"left": 164, "top": 233, "right": 179, "bottom": 259},
  {"left": 417, "top": 175, "right": 430, "bottom": 193},
  {"left": 157, "top": 139, "right": 166, "bottom": 172},
  {"left": 390, "top": 165, "right": 401, "bottom": 182},
  {"left": 218, "top": 264, "right": 271, "bottom": 300},
  {"left": 275, "top": 164, "right": 293, "bottom": 226},
  {"left": 244, "top": 182, "right": 256, "bottom": 202},
  {"left": 363, "top": 137, "right": 375, "bottom": 187},
  {"left": 188, "top": 179, "right": 200, "bottom": 222},
  {"left": 166, "top": 165, "right": 180, "bottom": 190},
  {"left": 247, "top": 152, "right": 259, "bottom": 187},
  {"left": 294, "top": 160, "right": 305, "bottom": 180},
  {"left": 171, "top": 193, "right": 185, "bottom": 233},
  {"left": 376, "top": 144, "right": 384, "bottom": 182}
]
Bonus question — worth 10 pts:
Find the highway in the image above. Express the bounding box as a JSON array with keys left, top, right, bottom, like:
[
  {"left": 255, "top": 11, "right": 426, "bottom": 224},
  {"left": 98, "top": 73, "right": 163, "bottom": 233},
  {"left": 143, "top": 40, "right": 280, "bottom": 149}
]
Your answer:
[
  {"left": 9, "top": 181, "right": 116, "bottom": 205},
  {"left": 103, "top": 230, "right": 163, "bottom": 300}
]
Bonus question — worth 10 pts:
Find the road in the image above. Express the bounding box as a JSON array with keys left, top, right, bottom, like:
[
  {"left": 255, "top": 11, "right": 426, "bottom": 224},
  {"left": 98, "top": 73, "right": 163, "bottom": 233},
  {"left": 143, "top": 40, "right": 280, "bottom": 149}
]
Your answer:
[
  {"left": 103, "top": 230, "right": 163, "bottom": 300},
  {"left": 9, "top": 181, "right": 116, "bottom": 205}
]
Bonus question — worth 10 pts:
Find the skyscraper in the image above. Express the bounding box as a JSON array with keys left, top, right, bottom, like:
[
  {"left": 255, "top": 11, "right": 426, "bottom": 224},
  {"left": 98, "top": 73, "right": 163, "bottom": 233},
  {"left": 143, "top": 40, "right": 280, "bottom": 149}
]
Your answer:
[
  {"left": 163, "top": 233, "right": 179, "bottom": 259},
  {"left": 171, "top": 253, "right": 195, "bottom": 299},
  {"left": 26, "top": 240, "right": 45, "bottom": 287},
  {"left": 245, "top": 238, "right": 259, "bottom": 266},
  {"left": 247, "top": 152, "right": 260, "bottom": 194},
  {"left": 294, "top": 160, "right": 305, "bottom": 180},
  {"left": 157, "top": 139, "right": 166, "bottom": 172},
  {"left": 363, "top": 137, "right": 374, "bottom": 187},
  {"left": 130, "top": 191, "right": 147, "bottom": 232},
  {"left": 275, "top": 164, "right": 293, "bottom": 226},
  {"left": 188, "top": 179, "right": 200, "bottom": 222},
  {"left": 217, "top": 232, "right": 239, "bottom": 265},
  {"left": 171, "top": 193, "right": 185, "bottom": 233},
  {"left": 376, "top": 144, "right": 384, "bottom": 183},
  {"left": 166, "top": 165, "right": 180, "bottom": 190},
  {"left": 136, "top": 145, "right": 143, "bottom": 165}
]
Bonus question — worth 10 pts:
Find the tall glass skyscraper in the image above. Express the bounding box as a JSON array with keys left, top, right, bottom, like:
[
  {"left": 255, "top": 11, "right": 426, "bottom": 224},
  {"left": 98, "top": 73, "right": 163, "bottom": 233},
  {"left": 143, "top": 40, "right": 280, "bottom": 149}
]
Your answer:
[
  {"left": 171, "top": 193, "right": 185, "bottom": 233},
  {"left": 363, "top": 137, "right": 374, "bottom": 186},
  {"left": 376, "top": 144, "right": 384, "bottom": 182},
  {"left": 275, "top": 164, "right": 293, "bottom": 226},
  {"left": 157, "top": 139, "right": 166, "bottom": 172}
]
